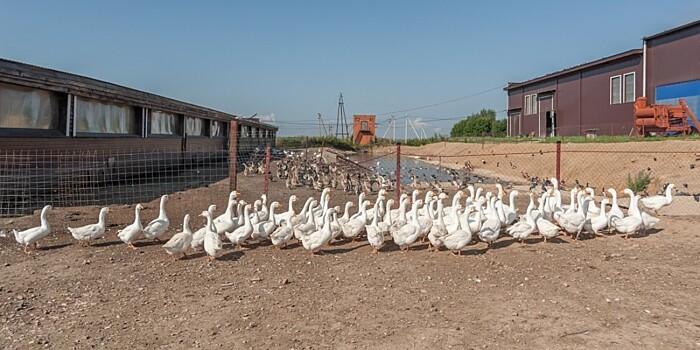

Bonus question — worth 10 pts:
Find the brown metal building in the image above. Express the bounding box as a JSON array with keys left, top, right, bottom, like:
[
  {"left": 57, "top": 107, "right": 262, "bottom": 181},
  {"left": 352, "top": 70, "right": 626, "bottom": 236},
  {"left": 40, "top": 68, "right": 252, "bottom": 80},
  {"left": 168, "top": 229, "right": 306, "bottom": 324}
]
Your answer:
[
  {"left": 352, "top": 114, "right": 376, "bottom": 145},
  {"left": 0, "top": 58, "right": 278, "bottom": 216},
  {"left": 0, "top": 58, "right": 277, "bottom": 151},
  {"left": 505, "top": 20, "right": 700, "bottom": 137}
]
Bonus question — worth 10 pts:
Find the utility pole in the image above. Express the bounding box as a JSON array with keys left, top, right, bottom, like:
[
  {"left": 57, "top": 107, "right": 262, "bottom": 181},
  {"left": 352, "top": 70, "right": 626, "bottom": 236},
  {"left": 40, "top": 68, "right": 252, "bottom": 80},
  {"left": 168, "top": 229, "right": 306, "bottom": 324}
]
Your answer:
[
  {"left": 318, "top": 113, "right": 322, "bottom": 137},
  {"left": 335, "top": 93, "right": 350, "bottom": 139},
  {"left": 404, "top": 113, "right": 408, "bottom": 142}
]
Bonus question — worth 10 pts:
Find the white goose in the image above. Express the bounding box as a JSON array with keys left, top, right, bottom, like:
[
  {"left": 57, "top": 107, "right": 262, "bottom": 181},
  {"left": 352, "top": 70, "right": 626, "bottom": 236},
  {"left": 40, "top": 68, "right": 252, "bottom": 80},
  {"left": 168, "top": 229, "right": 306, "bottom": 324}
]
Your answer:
[
  {"left": 416, "top": 197, "right": 435, "bottom": 242},
  {"left": 291, "top": 197, "right": 315, "bottom": 227},
  {"left": 336, "top": 201, "right": 355, "bottom": 235},
  {"left": 583, "top": 198, "right": 609, "bottom": 235},
  {"left": 502, "top": 189, "right": 519, "bottom": 226},
  {"left": 506, "top": 194, "right": 536, "bottom": 244},
  {"left": 390, "top": 193, "right": 409, "bottom": 220},
  {"left": 365, "top": 201, "right": 385, "bottom": 254},
  {"left": 607, "top": 188, "right": 625, "bottom": 228},
  {"left": 377, "top": 199, "right": 394, "bottom": 235},
  {"left": 275, "top": 195, "right": 298, "bottom": 226},
  {"left": 478, "top": 196, "right": 501, "bottom": 249},
  {"left": 271, "top": 217, "right": 295, "bottom": 249},
  {"left": 302, "top": 208, "right": 337, "bottom": 256},
  {"left": 389, "top": 197, "right": 410, "bottom": 238},
  {"left": 143, "top": 194, "right": 170, "bottom": 242},
  {"left": 467, "top": 197, "right": 485, "bottom": 235},
  {"left": 257, "top": 194, "right": 270, "bottom": 222},
  {"left": 191, "top": 204, "right": 216, "bottom": 250},
  {"left": 226, "top": 204, "right": 254, "bottom": 249},
  {"left": 427, "top": 198, "right": 449, "bottom": 252},
  {"left": 311, "top": 188, "right": 331, "bottom": 217},
  {"left": 585, "top": 188, "right": 601, "bottom": 216},
  {"left": 250, "top": 200, "right": 262, "bottom": 226},
  {"left": 214, "top": 191, "right": 239, "bottom": 234},
  {"left": 342, "top": 200, "right": 370, "bottom": 240},
  {"left": 610, "top": 190, "right": 644, "bottom": 238},
  {"left": 349, "top": 192, "right": 366, "bottom": 221},
  {"left": 325, "top": 206, "right": 341, "bottom": 241},
  {"left": 117, "top": 204, "right": 144, "bottom": 250},
  {"left": 557, "top": 191, "right": 590, "bottom": 240},
  {"left": 201, "top": 209, "right": 222, "bottom": 261},
  {"left": 13, "top": 205, "right": 52, "bottom": 254},
  {"left": 69, "top": 207, "right": 109, "bottom": 247},
  {"left": 252, "top": 201, "right": 280, "bottom": 241},
  {"left": 163, "top": 214, "right": 193, "bottom": 260},
  {"left": 439, "top": 204, "right": 472, "bottom": 256},
  {"left": 625, "top": 188, "right": 660, "bottom": 231},
  {"left": 640, "top": 183, "right": 675, "bottom": 214},
  {"left": 536, "top": 196, "right": 560, "bottom": 243},
  {"left": 392, "top": 199, "right": 424, "bottom": 251},
  {"left": 294, "top": 201, "right": 319, "bottom": 241}
]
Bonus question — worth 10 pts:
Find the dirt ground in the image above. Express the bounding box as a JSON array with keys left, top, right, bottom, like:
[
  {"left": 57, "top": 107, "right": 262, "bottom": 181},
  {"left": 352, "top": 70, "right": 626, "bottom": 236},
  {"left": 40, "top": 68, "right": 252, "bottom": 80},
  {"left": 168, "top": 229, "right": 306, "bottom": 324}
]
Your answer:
[{"left": 1, "top": 148, "right": 700, "bottom": 349}]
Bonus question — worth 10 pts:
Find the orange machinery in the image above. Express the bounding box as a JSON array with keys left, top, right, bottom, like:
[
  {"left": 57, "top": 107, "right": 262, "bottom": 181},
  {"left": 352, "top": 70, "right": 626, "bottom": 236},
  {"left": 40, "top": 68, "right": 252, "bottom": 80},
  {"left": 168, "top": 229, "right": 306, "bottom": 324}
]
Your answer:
[{"left": 634, "top": 97, "right": 700, "bottom": 135}]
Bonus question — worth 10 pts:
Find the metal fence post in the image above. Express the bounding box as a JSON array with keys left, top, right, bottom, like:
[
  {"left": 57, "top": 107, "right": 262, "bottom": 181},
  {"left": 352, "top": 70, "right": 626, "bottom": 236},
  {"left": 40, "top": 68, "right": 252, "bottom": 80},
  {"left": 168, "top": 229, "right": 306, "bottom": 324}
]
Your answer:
[
  {"left": 396, "top": 143, "right": 401, "bottom": 205},
  {"left": 229, "top": 120, "right": 238, "bottom": 192},
  {"left": 264, "top": 144, "right": 271, "bottom": 196},
  {"left": 556, "top": 140, "right": 561, "bottom": 181}
]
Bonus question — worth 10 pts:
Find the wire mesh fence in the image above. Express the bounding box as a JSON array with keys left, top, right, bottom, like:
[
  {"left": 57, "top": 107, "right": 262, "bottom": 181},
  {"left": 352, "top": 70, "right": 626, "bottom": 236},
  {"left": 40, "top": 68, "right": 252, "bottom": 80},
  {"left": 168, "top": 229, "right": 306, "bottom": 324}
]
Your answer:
[
  {"left": 0, "top": 148, "right": 229, "bottom": 217},
  {"left": 2, "top": 124, "right": 698, "bottom": 218},
  {"left": 272, "top": 125, "right": 700, "bottom": 216}
]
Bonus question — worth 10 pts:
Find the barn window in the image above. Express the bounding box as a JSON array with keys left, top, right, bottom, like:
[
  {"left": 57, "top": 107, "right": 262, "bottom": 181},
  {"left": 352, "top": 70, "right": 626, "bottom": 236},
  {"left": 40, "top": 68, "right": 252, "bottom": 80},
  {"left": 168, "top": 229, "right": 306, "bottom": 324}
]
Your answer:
[
  {"left": 624, "top": 72, "right": 635, "bottom": 103},
  {"left": 150, "top": 110, "right": 181, "bottom": 135},
  {"left": 75, "top": 97, "right": 135, "bottom": 134},
  {"left": 186, "top": 117, "right": 206, "bottom": 136},
  {"left": 524, "top": 95, "right": 531, "bottom": 115},
  {"left": 610, "top": 75, "right": 622, "bottom": 104},
  {"left": 524, "top": 94, "right": 537, "bottom": 115},
  {"left": 210, "top": 120, "right": 225, "bottom": 137},
  {"left": 361, "top": 121, "right": 369, "bottom": 131},
  {"left": 0, "top": 82, "right": 60, "bottom": 130}
]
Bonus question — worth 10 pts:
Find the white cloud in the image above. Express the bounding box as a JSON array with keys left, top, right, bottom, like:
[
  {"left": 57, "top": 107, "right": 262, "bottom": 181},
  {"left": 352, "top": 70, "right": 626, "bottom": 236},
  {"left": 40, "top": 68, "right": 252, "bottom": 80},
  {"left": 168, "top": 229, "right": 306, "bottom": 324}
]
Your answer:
[
  {"left": 258, "top": 113, "right": 275, "bottom": 122},
  {"left": 412, "top": 117, "right": 428, "bottom": 129}
]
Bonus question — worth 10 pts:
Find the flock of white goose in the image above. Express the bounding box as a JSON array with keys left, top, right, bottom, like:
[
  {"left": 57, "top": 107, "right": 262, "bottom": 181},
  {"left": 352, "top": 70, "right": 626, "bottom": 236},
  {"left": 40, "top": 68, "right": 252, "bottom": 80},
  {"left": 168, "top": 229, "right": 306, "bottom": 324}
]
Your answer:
[{"left": 6, "top": 179, "right": 675, "bottom": 259}]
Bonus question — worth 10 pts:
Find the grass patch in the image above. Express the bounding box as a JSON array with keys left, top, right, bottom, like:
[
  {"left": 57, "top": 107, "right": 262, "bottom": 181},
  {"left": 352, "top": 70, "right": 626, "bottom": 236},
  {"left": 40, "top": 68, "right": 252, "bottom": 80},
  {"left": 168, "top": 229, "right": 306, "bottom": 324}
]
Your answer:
[{"left": 276, "top": 136, "right": 358, "bottom": 152}]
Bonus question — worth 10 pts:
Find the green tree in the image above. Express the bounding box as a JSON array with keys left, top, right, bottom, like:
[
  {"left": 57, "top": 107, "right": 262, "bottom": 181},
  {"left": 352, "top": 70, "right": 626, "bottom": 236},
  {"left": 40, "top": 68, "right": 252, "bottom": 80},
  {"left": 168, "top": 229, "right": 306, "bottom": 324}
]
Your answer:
[{"left": 450, "top": 109, "right": 506, "bottom": 137}]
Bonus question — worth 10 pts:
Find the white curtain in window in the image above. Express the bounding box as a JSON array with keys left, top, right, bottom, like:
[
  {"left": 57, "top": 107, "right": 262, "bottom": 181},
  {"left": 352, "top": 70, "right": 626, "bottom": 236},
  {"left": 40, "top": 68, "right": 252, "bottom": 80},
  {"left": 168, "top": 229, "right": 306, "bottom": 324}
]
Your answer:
[
  {"left": 210, "top": 120, "right": 225, "bottom": 137},
  {"left": 0, "top": 82, "right": 58, "bottom": 129},
  {"left": 75, "top": 97, "right": 133, "bottom": 133},
  {"left": 151, "top": 111, "right": 180, "bottom": 135},
  {"left": 186, "top": 117, "right": 204, "bottom": 136}
]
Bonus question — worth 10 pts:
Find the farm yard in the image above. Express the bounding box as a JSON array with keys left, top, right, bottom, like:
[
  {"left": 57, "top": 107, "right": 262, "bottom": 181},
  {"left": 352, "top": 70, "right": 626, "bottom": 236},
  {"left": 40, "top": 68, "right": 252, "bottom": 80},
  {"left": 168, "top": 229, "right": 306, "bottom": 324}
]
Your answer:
[{"left": 1, "top": 139, "right": 700, "bottom": 350}]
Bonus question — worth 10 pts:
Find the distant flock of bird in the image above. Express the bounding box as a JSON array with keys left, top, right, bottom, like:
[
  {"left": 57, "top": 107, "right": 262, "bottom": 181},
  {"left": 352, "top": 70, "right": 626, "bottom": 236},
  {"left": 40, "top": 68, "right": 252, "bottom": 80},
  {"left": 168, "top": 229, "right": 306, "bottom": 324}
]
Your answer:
[{"left": 5, "top": 179, "right": 675, "bottom": 260}]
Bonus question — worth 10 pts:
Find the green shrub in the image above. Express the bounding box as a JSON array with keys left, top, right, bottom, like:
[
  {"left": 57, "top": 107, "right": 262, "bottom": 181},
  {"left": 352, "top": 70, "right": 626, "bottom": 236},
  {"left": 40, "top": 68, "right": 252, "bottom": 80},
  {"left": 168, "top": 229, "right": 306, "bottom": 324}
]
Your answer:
[{"left": 627, "top": 170, "right": 652, "bottom": 193}]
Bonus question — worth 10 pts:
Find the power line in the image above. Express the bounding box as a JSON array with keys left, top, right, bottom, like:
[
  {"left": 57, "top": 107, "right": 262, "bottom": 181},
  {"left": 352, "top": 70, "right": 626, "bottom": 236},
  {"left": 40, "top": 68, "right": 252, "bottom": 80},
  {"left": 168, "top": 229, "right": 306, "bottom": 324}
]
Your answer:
[{"left": 375, "top": 85, "right": 505, "bottom": 116}]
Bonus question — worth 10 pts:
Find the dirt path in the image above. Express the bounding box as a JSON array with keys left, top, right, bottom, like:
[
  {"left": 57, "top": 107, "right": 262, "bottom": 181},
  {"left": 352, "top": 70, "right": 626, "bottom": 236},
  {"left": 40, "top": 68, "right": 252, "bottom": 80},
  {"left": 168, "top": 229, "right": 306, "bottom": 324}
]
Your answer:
[{"left": 1, "top": 173, "right": 699, "bottom": 349}]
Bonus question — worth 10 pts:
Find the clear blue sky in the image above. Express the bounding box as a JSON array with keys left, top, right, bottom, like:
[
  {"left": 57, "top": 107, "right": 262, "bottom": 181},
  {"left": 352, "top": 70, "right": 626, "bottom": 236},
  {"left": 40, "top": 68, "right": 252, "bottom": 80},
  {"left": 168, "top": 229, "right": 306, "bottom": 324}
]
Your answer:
[{"left": 2, "top": 1, "right": 699, "bottom": 137}]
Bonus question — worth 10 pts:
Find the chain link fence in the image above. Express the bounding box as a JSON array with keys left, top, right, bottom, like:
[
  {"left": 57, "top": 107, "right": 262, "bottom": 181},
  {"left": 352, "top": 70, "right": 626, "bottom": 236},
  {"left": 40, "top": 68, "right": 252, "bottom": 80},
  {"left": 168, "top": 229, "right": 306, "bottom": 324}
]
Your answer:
[
  {"left": 0, "top": 148, "right": 229, "bottom": 217},
  {"left": 2, "top": 123, "right": 698, "bottom": 217}
]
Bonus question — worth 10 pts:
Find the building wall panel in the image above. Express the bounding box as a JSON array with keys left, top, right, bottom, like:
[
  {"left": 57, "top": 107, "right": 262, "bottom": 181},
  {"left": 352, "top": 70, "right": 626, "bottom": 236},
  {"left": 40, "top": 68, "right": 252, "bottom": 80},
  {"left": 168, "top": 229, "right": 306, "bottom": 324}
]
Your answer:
[
  {"left": 553, "top": 73, "right": 581, "bottom": 136},
  {"left": 580, "top": 56, "right": 642, "bottom": 135},
  {"left": 647, "top": 24, "right": 700, "bottom": 102}
]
